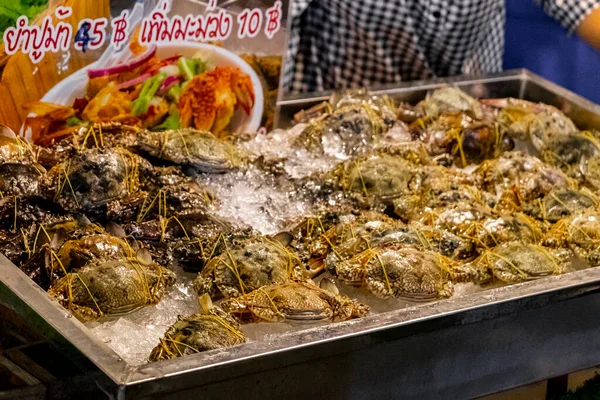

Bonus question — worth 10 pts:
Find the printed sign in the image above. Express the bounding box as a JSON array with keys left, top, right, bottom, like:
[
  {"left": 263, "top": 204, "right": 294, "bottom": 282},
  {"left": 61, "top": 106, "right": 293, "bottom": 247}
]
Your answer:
[{"left": 0, "top": 0, "right": 289, "bottom": 141}]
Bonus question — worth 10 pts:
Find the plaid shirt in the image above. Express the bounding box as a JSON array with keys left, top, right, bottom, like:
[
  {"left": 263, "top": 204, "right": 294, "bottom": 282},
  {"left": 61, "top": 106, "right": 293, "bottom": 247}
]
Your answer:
[{"left": 284, "top": 0, "right": 600, "bottom": 93}]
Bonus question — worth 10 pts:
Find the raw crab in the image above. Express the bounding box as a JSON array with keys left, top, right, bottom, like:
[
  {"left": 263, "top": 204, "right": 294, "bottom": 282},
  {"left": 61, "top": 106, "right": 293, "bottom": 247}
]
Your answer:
[
  {"left": 22, "top": 230, "right": 133, "bottom": 290},
  {"left": 419, "top": 202, "right": 494, "bottom": 240},
  {"left": 282, "top": 207, "right": 354, "bottom": 272},
  {"left": 543, "top": 209, "right": 600, "bottom": 265},
  {"left": 539, "top": 130, "right": 600, "bottom": 191},
  {"left": 0, "top": 163, "right": 47, "bottom": 198},
  {"left": 417, "top": 87, "right": 485, "bottom": 120},
  {"left": 48, "top": 252, "right": 176, "bottom": 321},
  {"left": 193, "top": 236, "right": 307, "bottom": 299},
  {"left": 221, "top": 279, "right": 369, "bottom": 323},
  {"left": 292, "top": 91, "right": 396, "bottom": 157},
  {"left": 482, "top": 98, "right": 578, "bottom": 151},
  {"left": 324, "top": 90, "right": 396, "bottom": 155},
  {"left": 368, "top": 221, "right": 476, "bottom": 261},
  {"left": 168, "top": 225, "right": 253, "bottom": 272},
  {"left": 354, "top": 244, "right": 480, "bottom": 300},
  {"left": 137, "top": 128, "right": 241, "bottom": 173},
  {"left": 149, "top": 294, "right": 246, "bottom": 361},
  {"left": 472, "top": 242, "right": 569, "bottom": 283},
  {"left": 179, "top": 66, "right": 255, "bottom": 136},
  {"left": 474, "top": 213, "right": 544, "bottom": 250},
  {"left": 526, "top": 188, "right": 598, "bottom": 222},
  {"left": 476, "top": 151, "right": 573, "bottom": 206},
  {"left": 322, "top": 214, "right": 400, "bottom": 276},
  {"left": 336, "top": 154, "right": 421, "bottom": 206},
  {"left": 48, "top": 147, "right": 151, "bottom": 213},
  {"left": 394, "top": 181, "right": 491, "bottom": 222},
  {"left": 421, "top": 113, "right": 512, "bottom": 167}
]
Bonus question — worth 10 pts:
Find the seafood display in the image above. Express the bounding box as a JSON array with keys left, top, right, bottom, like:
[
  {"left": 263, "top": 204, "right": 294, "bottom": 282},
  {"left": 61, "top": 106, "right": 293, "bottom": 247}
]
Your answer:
[{"left": 3, "top": 86, "right": 600, "bottom": 366}]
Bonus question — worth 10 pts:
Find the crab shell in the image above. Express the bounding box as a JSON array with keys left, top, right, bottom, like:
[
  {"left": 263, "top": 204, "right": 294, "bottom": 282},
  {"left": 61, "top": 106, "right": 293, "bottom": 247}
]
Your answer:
[
  {"left": 526, "top": 189, "right": 598, "bottom": 222},
  {"left": 364, "top": 245, "right": 458, "bottom": 301},
  {"left": 149, "top": 311, "right": 245, "bottom": 361},
  {"left": 193, "top": 238, "right": 306, "bottom": 299},
  {"left": 137, "top": 128, "right": 241, "bottom": 173},
  {"left": 475, "top": 214, "right": 543, "bottom": 249},
  {"left": 220, "top": 281, "right": 369, "bottom": 323},
  {"left": 48, "top": 257, "right": 176, "bottom": 321},
  {"left": 543, "top": 210, "right": 600, "bottom": 265},
  {"left": 418, "top": 87, "right": 484, "bottom": 120},
  {"left": 486, "top": 98, "right": 578, "bottom": 151},
  {"left": 49, "top": 147, "right": 151, "bottom": 211},
  {"left": 477, "top": 242, "right": 569, "bottom": 283},
  {"left": 476, "top": 151, "right": 572, "bottom": 204},
  {"left": 337, "top": 154, "right": 422, "bottom": 206}
]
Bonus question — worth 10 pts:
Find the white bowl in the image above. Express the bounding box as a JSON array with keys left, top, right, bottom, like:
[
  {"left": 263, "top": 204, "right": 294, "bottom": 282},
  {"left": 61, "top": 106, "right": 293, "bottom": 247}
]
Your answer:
[{"left": 35, "top": 42, "right": 264, "bottom": 138}]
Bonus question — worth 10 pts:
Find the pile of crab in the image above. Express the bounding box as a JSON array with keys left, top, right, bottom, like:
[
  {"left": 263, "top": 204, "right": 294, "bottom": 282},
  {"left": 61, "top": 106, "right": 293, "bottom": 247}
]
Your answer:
[{"left": 2, "top": 86, "right": 600, "bottom": 363}]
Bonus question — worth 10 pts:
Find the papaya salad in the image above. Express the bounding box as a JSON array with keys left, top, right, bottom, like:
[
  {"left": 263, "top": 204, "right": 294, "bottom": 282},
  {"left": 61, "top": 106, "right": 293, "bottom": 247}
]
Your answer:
[{"left": 25, "top": 45, "right": 256, "bottom": 143}]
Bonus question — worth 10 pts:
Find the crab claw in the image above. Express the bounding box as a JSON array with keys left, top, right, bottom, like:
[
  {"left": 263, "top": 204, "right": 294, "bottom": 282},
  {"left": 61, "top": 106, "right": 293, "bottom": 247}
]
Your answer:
[{"left": 231, "top": 70, "right": 255, "bottom": 115}]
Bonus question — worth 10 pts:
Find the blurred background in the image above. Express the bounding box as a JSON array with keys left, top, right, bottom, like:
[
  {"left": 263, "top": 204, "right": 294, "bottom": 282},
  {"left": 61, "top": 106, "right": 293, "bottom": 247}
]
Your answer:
[{"left": 504, "top": 0, "right": 600, "bottom": 104}]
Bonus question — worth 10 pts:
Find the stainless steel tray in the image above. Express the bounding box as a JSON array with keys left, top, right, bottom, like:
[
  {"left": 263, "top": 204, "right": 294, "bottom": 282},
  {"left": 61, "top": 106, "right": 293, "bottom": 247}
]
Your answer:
[{"left": 3, "top": 69, "right": 600, "bottom": 400}]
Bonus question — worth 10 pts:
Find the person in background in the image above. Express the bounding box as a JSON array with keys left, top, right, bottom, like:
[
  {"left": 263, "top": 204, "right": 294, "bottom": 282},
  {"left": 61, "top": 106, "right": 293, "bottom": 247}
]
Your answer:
[
  {"left": 504, "top": 0, "right": 600, "bottom": 104},
  {"left": 284, "top": 0, "right": 600, "bottom": 94}
]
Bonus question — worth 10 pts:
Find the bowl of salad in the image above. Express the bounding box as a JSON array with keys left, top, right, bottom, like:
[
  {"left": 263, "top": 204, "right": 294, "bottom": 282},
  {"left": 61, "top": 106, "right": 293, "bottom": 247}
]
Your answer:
[{"left": 28, "top": 41, "right": 264, "bottom": 140}]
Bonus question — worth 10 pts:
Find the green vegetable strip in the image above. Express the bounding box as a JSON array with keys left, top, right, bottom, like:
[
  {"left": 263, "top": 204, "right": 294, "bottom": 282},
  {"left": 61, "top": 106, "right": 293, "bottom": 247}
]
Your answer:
[
  {"left": 66, "top": 116, "right": 82, "bottom": 127},
  {"left": 167, "top": 83, "right": 182, "bottom": 102},
  {"left": 178, "top": 58, "right": 196, "bottom": 81},
  {"left": 194, "top": 58, "right": 206, "bottom": 74},
  {"left": 132, "top": 72, "right": 167, "bottom": 116},
  {"left": 156, "top": 109, "right": 180, "bottom": 131}
]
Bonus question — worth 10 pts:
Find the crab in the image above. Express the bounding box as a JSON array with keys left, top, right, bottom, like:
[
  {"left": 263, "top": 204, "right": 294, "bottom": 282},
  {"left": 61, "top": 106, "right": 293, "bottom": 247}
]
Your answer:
[
  {"left": 21, "top": 231, "right": 134, "bottom": 290},
  {"left": 472, "top": 242, "right": 570, "bottom": 283},
  {"left": 48, "top": 252, "right": 176, "bottom": 321},
  {"left": 394, "top": 181, "right": 491, "bottom": 222},
  {"left": 0, "top": 163, "right": 47, "bottom": 199},
  {"left": 125, "top": 174, "right": 215, "bottom": 226},
  {"left": 48, "top": 147, "right": 152, "bottom": 213},
  {"left": 476, "top": 151, "right": 573, "bottom": 206},
  {"left": 149, "top": 294, "right": 246, "bottom": 361},
  {"left": 368, "top": 221, "right": 476, "bottom": 261},
  {"left": 474, "top": 213, "right": 544, "bottom": 250},
  {"left": 416, "top": 87, "right": 485, "bottom": 121},
  {"left": 543, "top": 209, "right": 600, "bottom": 265},
  {"left": 0, "top": 196, "right": 66, "bottom": 243},
  {"left": 419, "top": 201, "right": 495, "bottom": 240},
  {"left": 137, "top": 128, "right": 241, "bottom": 173},
  {"left": 221, "top": 278, "right": 369, "bottom": 323},
  {"left": 193, "top": 236, "right": 307, "bottom": 299},
  {"left": 482, "top": 98, "right": 578, "bottom": 151},
  {"left": 291, "top": 91, "right": 396, "bottom": 157},
  {"left": 419, "top": 112, "right": 512, "bottom": 167},
  {"left": 179, "top": 66, "right": 255, "bottom": 136},
  {"left": 359, "top": 244, "right": 480, "bottom": 300},
  {"left": 322, "top": 216, "right": 400, "bottom": 276},
  {"left": 324, "top": 90, "right": 396, "bottom": 155},
  {"left": 525, "top": 188, "right": 599, "bottom": 222},
  {"left": 336, "top": 154, "right": 422, "bottom": 206},
  {"left": 169, "top": 225, "right": 254, "bottom": 272},
  {"left": 281, "top": 207, "right": 355, "bottom": 273},
  {"left": 537, "top": 130, "right": 600, "bottom": 192}
]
